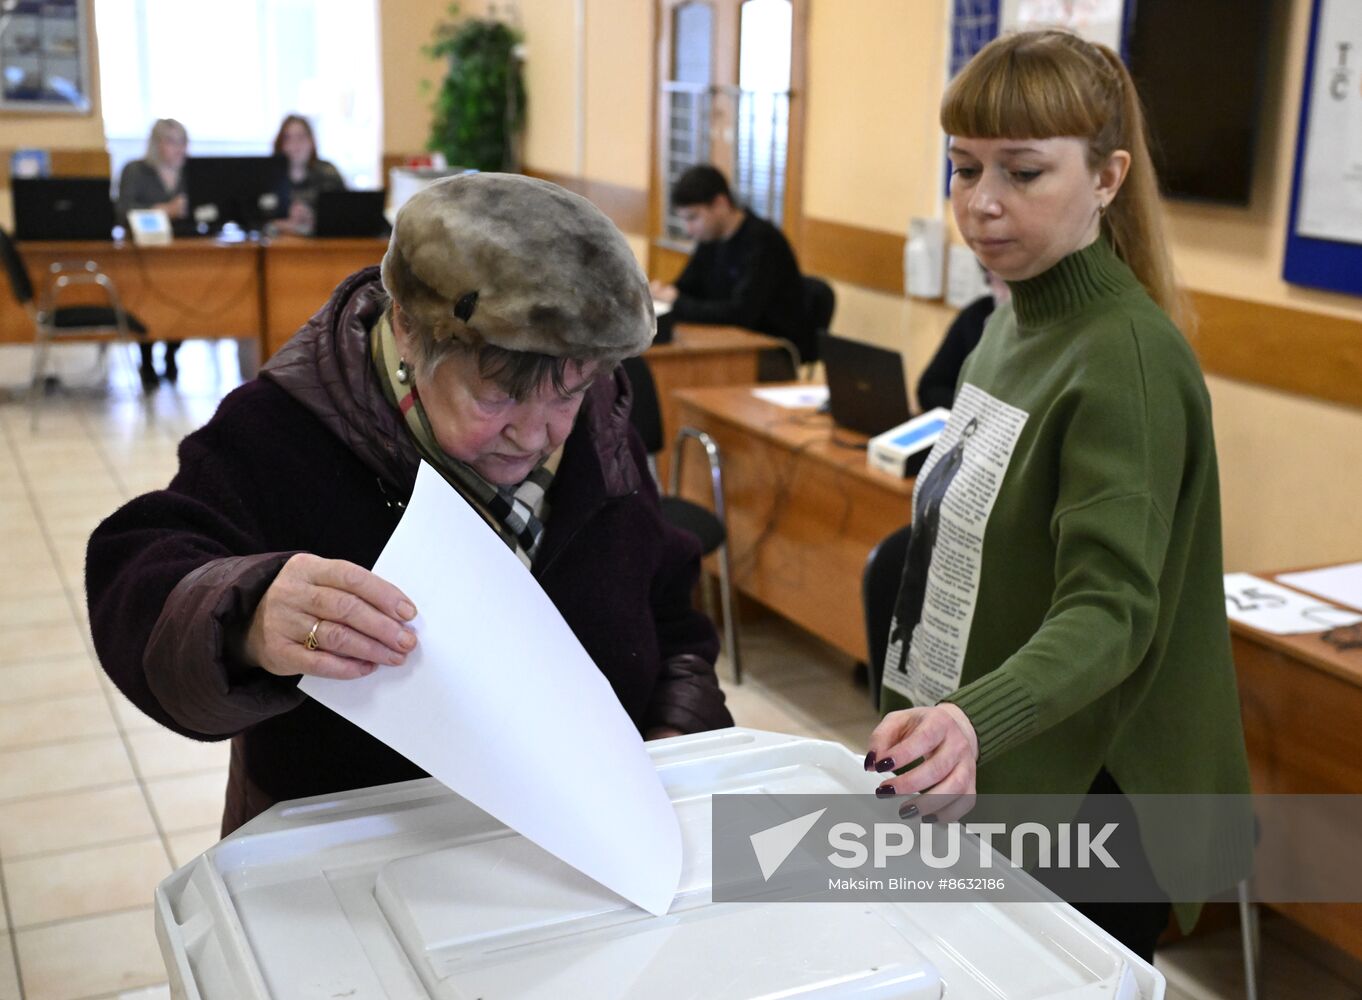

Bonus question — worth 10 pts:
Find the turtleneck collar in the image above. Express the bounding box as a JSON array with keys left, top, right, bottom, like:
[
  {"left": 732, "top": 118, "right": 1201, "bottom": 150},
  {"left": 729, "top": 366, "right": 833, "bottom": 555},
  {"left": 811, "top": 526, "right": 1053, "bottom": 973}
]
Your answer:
[{"left": 1006, "top": 237, "right": 1139, "bottom": 330}]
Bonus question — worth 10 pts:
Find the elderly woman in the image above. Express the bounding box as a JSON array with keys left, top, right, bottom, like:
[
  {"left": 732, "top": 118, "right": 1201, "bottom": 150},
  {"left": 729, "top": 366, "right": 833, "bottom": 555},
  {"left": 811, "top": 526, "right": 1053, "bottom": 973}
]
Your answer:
[
  {"left": 116, "top": 117, "right": 188, "bottom": 389},
  {"left": 86, "top": 174, "right": 732, "bottom": 834}
]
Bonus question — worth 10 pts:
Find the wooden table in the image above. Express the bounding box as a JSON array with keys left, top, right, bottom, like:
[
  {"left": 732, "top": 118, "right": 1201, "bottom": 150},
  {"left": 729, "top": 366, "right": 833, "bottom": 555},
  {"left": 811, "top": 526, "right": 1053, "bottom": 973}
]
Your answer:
[
  {"left": 260, "top": 235, "right": 388, "bottom": 357},
  {"left": 1, "top": 239, "right": 261, "bottom": 343},
  {"left": 673, "top": 384, "right": 914, "bottom": 662},
  {"left": 646, "top": 325, "right": 785, "bottom": 483},
  {"left": 1230, "top": 568, "right": 1362, "bottom": 960}
]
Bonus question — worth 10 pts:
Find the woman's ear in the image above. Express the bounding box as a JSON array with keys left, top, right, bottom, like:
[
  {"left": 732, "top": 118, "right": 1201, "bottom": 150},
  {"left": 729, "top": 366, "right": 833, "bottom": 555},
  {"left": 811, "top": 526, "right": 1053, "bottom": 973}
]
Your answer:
[
  {"left": 1097, "top": 149, "right": 1132, "bottom": 207},
  {"left": 390, "top": 302, "right": 411, "bottom": 356}
]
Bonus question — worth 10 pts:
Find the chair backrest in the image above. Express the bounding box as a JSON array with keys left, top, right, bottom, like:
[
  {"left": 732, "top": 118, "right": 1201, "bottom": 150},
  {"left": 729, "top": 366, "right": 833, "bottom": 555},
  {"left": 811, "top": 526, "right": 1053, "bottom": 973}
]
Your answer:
[
  {"left": 0, "top": 227, "right": 34, "bottom": 306},
  {"left": 862, "top": 523, "right": 912, "bottom": 711},
  {"left": 620, "top": 355, "right": 664, "bottom": 455},
  {"left": 801, "top": 274, "right": 836, "bottom": 363}
]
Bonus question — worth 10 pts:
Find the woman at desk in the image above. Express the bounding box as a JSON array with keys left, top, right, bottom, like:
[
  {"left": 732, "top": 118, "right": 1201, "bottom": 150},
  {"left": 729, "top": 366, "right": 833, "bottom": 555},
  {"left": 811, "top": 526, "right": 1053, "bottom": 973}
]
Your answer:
[
  {"left": 865, "top": 29, "right": 1250, "bottom": 959},
  {"left": 116, "top": 117, "right": 188, "bottom": 389},
  {"left": 272, "top": 114, "right": 345, "bottom": 236},
  {"left": 85, "top": 173, "right": 731, "bottom": 835}
]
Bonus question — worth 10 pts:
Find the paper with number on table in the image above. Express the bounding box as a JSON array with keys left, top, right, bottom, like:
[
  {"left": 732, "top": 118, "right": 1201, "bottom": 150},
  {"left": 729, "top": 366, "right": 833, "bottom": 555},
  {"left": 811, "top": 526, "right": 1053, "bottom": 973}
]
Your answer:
[
  {"left": 751, "top": 384, "right": 830, "bottom": 409},
  {"left": 1276, "top": 562, "right": 1362, "bottom": 614},
  {"left": 300, "top": 462, "right": 681, "bottom": 916},
  {"left": 1223, "top": 572, "right": 1362, "bottom": 635}
]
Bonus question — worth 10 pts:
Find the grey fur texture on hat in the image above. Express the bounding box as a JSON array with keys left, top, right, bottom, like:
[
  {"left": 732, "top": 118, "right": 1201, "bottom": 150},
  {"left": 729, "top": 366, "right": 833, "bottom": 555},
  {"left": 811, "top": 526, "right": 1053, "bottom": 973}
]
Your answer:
[{"left": 381, "top": 173, "right": 654, "bottom": 361}]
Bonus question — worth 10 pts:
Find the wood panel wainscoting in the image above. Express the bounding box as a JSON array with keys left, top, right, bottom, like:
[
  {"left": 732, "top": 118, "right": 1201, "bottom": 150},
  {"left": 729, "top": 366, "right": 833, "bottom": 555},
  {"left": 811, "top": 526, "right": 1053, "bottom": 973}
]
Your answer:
[
  {"left": 798, "top": 216, "right": 1362, "bottom": 412},
  {"left": 521, "top": 168, "right": 650, "bottom": 238}
]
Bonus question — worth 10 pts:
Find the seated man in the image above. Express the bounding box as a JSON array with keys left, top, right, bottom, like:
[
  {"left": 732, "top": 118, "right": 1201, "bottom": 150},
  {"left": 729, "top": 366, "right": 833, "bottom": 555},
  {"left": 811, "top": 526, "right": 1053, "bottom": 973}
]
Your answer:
[{"left": 650, "top": 165, "right": 813, "bottom": 361}]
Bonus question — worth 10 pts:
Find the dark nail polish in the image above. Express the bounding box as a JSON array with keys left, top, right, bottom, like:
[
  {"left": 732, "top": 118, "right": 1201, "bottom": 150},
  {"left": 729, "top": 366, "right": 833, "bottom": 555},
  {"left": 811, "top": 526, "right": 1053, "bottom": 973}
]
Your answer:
[
  {"left": 875, "top": 784, "right": 895, "bottom": 798},
  {"left": 898, "top": 803, "right": 919, "bottom": 821},
  {"left": 864, "top": 752, "right": 876, "bottom": 771},
  {"left": 875, "top": 757, "right": 896, "bottom": 773}
]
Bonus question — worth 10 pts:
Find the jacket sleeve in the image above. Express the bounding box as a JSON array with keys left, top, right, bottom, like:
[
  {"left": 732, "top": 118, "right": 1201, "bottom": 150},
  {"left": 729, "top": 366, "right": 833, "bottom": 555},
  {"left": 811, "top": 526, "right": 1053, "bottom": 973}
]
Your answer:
[
  {"left": 86, "top": 392, "right": 312, "bottom": 740},
  {"left": 626, "top": 432, "right": 733, "bottom": 734}
]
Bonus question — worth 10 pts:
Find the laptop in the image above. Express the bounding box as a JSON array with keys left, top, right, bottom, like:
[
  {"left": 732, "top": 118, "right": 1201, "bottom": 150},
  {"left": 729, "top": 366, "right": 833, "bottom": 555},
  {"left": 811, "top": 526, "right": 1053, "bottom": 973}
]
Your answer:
[
  {"left": 819, "top": 330, "right": 912, "bottom": 437},
  {"left": 313, "top": 190, "right": 391, "bottom": 238},
  {"left": 12, "top": 177, "right": 115, "bottom": 241}
]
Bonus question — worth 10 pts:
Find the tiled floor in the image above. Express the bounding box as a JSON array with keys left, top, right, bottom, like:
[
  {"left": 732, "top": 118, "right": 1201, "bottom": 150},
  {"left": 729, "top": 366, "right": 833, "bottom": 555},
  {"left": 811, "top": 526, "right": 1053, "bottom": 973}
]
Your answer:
[{"left": 0, "top": 341, "right": 1359, "bottom": 999}]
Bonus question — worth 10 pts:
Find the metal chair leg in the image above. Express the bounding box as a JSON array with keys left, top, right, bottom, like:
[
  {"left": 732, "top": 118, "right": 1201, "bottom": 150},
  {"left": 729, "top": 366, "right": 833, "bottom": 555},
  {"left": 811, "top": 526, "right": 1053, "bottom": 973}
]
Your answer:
[
  {"left": 1238, "top": 879, "right": 1260, "bottom": 1000},
  {"left": 715, "top": 540, "right": 742, "bottom": 685},
  {"left": 28, "top": 335, "right": 53, "bottom": 431}
]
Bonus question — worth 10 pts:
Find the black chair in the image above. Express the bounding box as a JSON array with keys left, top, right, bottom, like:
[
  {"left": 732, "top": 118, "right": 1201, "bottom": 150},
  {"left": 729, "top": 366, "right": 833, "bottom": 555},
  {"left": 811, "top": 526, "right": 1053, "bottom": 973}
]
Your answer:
[
  {"left": 621, "top": 355, "right": 742, "bottom": 684},
  {"left": 801, "top": 274, "right": 836, "bottom": 364},
  {"left": 861, "top": 524, "right": 911, "bottom": 711},
  {"left": 758, "top": 274, "right": 836, "bottom": 381},
  {"left": 0, "top": 226, "right": 148, "bottom": 427}
]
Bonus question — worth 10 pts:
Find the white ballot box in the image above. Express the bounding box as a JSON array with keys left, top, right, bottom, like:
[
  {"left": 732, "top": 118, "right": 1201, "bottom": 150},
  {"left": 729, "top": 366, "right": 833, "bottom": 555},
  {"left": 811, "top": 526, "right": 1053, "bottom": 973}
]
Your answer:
[{"left": 155, "top": 729, "right": 1164, "bottom": 999}]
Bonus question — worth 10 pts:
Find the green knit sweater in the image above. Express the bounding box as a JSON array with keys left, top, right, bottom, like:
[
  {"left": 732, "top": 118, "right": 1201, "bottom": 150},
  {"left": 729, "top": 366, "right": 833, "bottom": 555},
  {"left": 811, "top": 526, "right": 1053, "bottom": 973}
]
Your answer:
[{"left": 881, "top": 239, "right": 1251, "bottom": 919}]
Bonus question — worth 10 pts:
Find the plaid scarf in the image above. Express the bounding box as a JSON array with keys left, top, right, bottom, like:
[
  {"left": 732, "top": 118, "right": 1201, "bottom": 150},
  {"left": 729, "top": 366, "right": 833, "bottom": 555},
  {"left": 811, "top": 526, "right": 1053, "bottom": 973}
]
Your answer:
[{"left": 372, "top": 314, "right": 560, "bottom": 568}]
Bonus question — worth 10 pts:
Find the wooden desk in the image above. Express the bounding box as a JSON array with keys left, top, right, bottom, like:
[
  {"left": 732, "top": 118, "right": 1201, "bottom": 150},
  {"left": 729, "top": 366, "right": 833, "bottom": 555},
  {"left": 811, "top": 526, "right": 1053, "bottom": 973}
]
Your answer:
[
  {"left": 646, "top": 325, "right": 784, "bottom": 483},
  {"left": 673, "top": 385, "right": 914, "bottom": 662},
  {"left": 261, "top": 235, "right": 388, "bottom": 357},
  {"left": 1, "top": 239, "right": 261, "bottom": 343},
  {"left": 1230, "top": 569, "right": 1362, "bottom": 959}
]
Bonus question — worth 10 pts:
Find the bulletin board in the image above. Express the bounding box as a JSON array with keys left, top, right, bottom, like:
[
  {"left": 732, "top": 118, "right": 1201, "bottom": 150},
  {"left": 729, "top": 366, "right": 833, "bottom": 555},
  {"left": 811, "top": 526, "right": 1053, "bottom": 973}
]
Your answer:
[
  {"left": 0, "top": 0, "right": 92, "bottom": 114},
  {"left": 1283, "top": 0, "right": 1362, "bottom": 297}
]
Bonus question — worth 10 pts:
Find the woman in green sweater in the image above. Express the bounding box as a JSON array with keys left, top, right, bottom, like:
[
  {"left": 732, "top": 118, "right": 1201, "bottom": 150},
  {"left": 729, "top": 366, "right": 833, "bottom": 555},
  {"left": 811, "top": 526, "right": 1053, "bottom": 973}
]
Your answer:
[{"left": 866, "top": 29, "right": 1250, "bottom": 959}]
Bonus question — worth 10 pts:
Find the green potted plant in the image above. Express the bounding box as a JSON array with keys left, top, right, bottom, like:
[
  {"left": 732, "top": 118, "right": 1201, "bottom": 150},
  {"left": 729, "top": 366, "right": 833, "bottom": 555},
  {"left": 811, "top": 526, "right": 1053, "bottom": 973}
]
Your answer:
[{"left": 425, "top": 3, "right": 526, "bottom": 173}]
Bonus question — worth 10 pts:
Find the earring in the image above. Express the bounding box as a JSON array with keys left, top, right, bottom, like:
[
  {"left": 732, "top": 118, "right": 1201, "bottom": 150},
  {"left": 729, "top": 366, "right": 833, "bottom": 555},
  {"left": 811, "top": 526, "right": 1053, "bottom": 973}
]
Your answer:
[
  {"left": 396, "top": 358, "right": 411, "bottom": 384},
  {"left": 1098, "top": 201, "right": 1109, "bottom": 217}
]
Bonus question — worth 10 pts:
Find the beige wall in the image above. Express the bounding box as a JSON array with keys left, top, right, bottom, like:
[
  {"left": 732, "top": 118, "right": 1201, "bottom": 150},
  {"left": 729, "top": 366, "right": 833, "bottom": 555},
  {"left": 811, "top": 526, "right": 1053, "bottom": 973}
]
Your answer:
[
  {"left": 520, "top": 0, "right": 579, "bottom": 176},
  {"left": 378, "top": 0, "right": 489, "bottom": 155}
]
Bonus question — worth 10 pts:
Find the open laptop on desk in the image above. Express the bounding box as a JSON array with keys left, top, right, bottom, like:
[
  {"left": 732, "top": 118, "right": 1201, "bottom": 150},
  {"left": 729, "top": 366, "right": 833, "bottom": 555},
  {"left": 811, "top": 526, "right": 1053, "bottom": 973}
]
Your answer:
[
  {"left": 819, "top": 330, "right": 912, "bottom": 436},
  {"left": 313, "top": 190, "right": 390, "bottom": 238},
  {"left": 12, "top": 177, "right": 115, "bottom": 240}
]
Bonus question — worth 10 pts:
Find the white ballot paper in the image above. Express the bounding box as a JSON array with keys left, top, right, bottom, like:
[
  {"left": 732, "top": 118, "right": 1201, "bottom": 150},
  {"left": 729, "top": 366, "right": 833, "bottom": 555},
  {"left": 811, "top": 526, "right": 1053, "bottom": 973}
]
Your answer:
[
  {"left": 300, "top": 462, "right": 682, "bottom": 916},
  {"left": 1224, "top": 572, "right": 1362, "bottom": 635},
  {"left": 1277, "top": 562, "right": 1362, "bottom": 613},
  {"left": 751, "top": 384, "right": 829, "bottom": 409}
]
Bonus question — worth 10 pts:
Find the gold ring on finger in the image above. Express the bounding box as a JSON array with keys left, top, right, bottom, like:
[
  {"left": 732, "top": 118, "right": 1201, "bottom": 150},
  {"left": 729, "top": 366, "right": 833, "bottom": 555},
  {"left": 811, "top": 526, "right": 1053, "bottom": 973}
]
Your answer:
[{"left": 303, "top": 619, "right": 323, "bottom": 651}]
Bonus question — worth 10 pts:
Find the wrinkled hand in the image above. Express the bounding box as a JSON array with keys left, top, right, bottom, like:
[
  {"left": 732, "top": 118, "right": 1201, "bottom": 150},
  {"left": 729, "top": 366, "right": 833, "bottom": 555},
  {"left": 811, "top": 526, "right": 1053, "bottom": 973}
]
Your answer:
[
  {"left": 866, "top": 704, "right": 979, "bottom": 821},
  {"left": 649, "top": 281, "right": 678, "bottom": 305},
  {"left": 242, "top": 553, "right": 418, "bottom": 680}
]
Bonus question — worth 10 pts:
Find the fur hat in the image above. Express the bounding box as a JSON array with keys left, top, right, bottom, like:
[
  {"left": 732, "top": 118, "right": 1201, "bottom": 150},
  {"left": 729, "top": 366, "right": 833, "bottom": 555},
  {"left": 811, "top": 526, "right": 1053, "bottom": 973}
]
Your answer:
[{"left": 380, "top": 173, "right": 654, "bottom": 361}]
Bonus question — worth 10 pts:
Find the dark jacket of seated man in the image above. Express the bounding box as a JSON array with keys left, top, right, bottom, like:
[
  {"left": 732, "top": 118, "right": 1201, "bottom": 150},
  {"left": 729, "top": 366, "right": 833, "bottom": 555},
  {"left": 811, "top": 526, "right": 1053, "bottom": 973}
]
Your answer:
[{"left": 656, "top": 165, "right": 813, "bottom": 359}]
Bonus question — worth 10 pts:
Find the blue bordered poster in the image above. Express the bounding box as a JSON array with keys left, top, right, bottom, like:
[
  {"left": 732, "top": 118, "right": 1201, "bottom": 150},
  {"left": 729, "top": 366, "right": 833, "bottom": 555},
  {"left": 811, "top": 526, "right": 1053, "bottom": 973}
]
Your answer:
[
  {"left": 1295, "top": 0, "right": 1362, "bottom": 247},
  {"left": 1283, "top": 0, "right": 1362, "bottom": 295}
]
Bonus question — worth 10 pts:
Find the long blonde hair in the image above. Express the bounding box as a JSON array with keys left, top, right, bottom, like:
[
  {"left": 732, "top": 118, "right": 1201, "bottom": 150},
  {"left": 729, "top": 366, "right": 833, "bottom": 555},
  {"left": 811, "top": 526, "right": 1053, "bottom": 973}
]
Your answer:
[{"left": 941, "top": 30, "right": 1185, "bottom": 327}]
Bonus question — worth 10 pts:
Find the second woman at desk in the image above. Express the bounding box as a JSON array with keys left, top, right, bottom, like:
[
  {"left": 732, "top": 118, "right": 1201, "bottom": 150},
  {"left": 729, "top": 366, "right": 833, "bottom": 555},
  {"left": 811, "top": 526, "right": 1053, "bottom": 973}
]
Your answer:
[{"left": 273, "top": 114, "right": 345, "bottom": 236}]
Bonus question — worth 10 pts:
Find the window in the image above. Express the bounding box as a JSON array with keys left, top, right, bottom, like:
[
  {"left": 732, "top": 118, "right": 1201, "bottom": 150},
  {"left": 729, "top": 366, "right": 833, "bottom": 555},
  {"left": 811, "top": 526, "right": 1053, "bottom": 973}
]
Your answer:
[{"left": 94, "top": 0, "right": 381, "bottom": 189}]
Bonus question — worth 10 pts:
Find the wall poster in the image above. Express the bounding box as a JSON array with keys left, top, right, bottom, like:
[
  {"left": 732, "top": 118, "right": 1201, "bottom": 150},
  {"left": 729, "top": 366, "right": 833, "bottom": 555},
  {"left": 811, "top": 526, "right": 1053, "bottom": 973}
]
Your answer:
[
  {"left": 0, "top": 0, "right": 91, "bottom": 113},
  {"left": 1294, "top": 0, "right": 1362, "bottom": 246}
]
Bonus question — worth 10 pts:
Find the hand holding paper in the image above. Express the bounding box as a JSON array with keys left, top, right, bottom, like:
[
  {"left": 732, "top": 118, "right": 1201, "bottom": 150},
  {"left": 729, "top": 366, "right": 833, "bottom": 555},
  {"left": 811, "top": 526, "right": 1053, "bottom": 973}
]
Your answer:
[{"left": 300, "top": 462, "right": 683, "bottom": 916}]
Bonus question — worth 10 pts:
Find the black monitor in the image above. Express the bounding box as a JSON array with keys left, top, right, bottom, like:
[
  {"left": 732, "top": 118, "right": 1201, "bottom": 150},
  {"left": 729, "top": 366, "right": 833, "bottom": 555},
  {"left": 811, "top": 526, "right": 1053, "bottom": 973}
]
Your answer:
[
  {"left": 819, "top": 331, "right": 911, "bottom": 437},
  {"left": 12, "top": 177, "right": 115, "bottom": 241},
  {"left": 184, "top": 156, "right": 289, "bottom": 231},
  {"left": 312, "top": 189, "right": 390, "bottom": 238},
  {"left": 1126, "top": 0, "right": 1273, "bottom": 205}
]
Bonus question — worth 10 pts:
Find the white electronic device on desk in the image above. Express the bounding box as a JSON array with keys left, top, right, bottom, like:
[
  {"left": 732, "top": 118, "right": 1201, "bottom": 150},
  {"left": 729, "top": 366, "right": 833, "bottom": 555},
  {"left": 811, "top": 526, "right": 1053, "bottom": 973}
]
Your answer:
[
  {"left": 868, "top": 407, "right": 950, "bottom": 478},
  {"left": 126, "top": 208, "right": 172, "bottom": 246}
]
